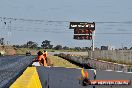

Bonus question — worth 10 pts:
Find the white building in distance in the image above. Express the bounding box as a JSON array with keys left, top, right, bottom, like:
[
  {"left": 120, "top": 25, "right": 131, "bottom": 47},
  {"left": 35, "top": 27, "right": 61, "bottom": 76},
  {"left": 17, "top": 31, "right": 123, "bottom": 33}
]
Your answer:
[{"left": 101, "top": 45, "right": 115, "bottom": 50}]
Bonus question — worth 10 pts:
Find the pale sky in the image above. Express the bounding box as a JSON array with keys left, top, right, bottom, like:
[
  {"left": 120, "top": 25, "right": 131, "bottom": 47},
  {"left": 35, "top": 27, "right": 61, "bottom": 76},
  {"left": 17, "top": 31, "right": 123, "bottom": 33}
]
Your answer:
[{"left": 0, "top": 0, "right": 132, "bottom": 48}]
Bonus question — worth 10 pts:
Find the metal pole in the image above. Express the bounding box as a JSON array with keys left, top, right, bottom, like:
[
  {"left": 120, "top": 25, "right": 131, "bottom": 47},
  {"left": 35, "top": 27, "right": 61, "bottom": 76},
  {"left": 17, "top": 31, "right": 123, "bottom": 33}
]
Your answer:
[
  {"left": 130, "top": 50, "right": 131, "bottom": 64},
  {"left": 92, "top": 30, "right": 95, "bottom": 51},
  {"left": 92, "top": 30, "right": 95, "bottom": 59}
]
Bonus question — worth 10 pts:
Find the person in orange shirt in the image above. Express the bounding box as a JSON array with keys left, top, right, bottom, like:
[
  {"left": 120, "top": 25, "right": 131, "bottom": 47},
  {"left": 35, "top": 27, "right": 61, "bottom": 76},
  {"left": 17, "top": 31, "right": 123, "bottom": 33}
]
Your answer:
[
  {"left": 33, "top": 51, "right": 47, "bottom": 66},
  {"left": 43, "top": 50, "right": 48, "bottom": 64},
  {"left": 81, "top": 68, "right": 89, "bottom": 78},
  {"left": 81, "top": 68, "right": 91, "bottom": 86}
]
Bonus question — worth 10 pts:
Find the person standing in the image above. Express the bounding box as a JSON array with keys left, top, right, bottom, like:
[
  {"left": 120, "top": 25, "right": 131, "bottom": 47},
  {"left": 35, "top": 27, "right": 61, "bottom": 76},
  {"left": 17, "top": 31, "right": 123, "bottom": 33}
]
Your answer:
[
  {"left": 93, "top": 69, "right": 96, "bottom": 80},
  {"left": 43, "top": 50, "right": 48, "bottom": 64},
  {"left": 81, "top": 68, "right": 91, "bottom": 86},
  {"left": 33, "top": 51, "right": 47, "bottom": 66}
]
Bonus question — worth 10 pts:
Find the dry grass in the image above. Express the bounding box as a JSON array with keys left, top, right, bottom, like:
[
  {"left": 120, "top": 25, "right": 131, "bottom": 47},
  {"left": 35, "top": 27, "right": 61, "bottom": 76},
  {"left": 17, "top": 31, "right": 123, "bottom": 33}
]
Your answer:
[
  {"left": 97, "top": 58, "right": 132, "bottom": 66},
  {"left": 47, "top": 56, "right": 80, "bottom": 68}
]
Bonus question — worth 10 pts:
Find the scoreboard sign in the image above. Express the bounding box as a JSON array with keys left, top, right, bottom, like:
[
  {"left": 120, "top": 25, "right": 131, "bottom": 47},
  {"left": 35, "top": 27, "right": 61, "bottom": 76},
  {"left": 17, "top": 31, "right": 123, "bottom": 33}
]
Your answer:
[
  {"left": 74, "top": 29, "right": 93, "bottom": 34},
  {"left": 69, "top": 22, "right": 95, "bottom": 40},
  {"left": 73, "top": 35, "right": 92, "bottom": 40},
  {"left": 69, "top": 22, "right": 95, "bottom": 30}
]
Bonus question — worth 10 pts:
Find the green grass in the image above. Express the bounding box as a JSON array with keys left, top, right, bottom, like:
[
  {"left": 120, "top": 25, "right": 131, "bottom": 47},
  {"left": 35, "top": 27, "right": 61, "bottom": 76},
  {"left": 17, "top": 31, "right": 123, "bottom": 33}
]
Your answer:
[
  {"left": 15, "top": 48, "right": 37, "bottom": 55},
  {"left": 15, "top": 48, "right": 81, "bottom": 55},
  {"left": 39, "top": 49, "right": 78, "bottom": 52},
  {"left": 48, "top": 56, "right": 80, "bottom": 68}
]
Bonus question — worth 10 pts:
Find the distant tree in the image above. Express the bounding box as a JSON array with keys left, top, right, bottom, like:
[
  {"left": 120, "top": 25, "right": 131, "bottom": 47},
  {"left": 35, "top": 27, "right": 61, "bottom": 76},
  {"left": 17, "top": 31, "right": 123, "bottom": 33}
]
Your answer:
[
  {"left": 54, "top": 45, "right": 62, "bottom": 50},
  {"left": 13, "top": 45, "right": 20, "bottom": 48},
  {"left": 130, "top": 47, "right": 132, "bottom": 50},
  {"left": 75, "top": 47, "right": 81, "bottom": 51},
  {"left": 12, "top": 41, "right": 38, "bottom": 49},
  {"left": 27, "top": 41, "right": 38, "bottom": 49},
  {"left": 41, "top": 40, "right": 53, "bottom": 49},
  {"left": 22, "top": 44, "right": 28, "bottom": 48},
  {"left": 119, "top": 48, "right": 122, "bottom": 50},
  {"left": 80, "top": 47, "right": 87, "bottom": 51},
  {"left": 0, "top": 38, "right": 4, "bottom": 45},
  {"left": 85, "top": 47, "right": 91, "bottom": 51},
  {"left": 123, "top": 47, "right": 127, "bottom": 50},
  {"left": 95, "top": 47, "right": 100, "bottom": 50},
  {"left": 63, "top": 46, "right": 69, "bottom": 50}
]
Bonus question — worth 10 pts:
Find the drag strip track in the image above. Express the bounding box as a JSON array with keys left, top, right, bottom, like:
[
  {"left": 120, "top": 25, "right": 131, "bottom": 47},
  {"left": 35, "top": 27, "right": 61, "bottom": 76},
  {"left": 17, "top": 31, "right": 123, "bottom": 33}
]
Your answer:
[
  {"left": 37, "top": 67, "right": 132, "bottom": 88},
  {"left": 0, "top": 56, "right": 35, "bottom": 88}
]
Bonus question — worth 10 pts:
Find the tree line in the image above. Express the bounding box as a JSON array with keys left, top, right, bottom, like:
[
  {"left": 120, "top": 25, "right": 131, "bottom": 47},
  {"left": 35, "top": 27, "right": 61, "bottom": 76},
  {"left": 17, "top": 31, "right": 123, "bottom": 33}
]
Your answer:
[
  {"left": 12, "top": 40, "right": 93, "bottom": 51},
  {"left": 2, "top": 38, "right": 132, "bottom": 51}
]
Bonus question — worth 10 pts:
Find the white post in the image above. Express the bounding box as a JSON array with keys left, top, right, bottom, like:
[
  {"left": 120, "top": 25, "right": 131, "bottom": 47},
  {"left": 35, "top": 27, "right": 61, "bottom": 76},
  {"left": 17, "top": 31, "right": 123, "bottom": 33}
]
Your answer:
[
  {"left": 92, "top": 30, "right": 95, "bottom": 59},
  {"left": 92, "top": 30, "right": 95, "bottom": 51}
]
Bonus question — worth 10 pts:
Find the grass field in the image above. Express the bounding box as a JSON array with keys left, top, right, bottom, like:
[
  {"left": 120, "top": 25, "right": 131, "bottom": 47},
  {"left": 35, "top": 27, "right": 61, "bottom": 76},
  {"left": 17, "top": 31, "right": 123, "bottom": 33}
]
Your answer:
[
  {"left": 15, "top": 48, "right": 79, "bottom": 55},
  {"left": 47, "top": 56, "right": 80, "bottom": 68}
]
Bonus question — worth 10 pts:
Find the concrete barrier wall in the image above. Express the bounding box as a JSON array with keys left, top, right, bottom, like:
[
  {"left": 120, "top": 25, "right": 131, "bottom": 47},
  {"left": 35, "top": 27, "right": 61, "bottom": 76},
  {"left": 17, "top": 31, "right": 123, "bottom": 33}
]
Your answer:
[{"left": 56, "top": 53, "right": 132, "bottom": 72}]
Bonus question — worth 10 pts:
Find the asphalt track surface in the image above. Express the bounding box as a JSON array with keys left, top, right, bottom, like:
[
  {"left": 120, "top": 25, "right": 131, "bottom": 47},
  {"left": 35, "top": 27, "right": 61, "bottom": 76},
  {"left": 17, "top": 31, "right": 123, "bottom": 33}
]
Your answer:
[
  {"left": 37, "top": 66, "right": 132, "bottom": 88},
  {"left": 0, "top": 56, "right": 35, "bottom": 88}
]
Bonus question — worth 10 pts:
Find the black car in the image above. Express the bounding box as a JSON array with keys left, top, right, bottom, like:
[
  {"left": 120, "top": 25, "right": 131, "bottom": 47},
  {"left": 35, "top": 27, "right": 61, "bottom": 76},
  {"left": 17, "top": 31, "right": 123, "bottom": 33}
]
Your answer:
[{"left": 26, "top": 51, "right": 31, "bottom": 56}]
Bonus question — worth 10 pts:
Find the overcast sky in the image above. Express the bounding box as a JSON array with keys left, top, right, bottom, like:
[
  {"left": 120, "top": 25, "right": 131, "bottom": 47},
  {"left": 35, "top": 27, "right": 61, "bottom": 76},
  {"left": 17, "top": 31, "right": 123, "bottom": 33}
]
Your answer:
[{"left": 0, "top": 0, "right": 132, "bottom": 48}]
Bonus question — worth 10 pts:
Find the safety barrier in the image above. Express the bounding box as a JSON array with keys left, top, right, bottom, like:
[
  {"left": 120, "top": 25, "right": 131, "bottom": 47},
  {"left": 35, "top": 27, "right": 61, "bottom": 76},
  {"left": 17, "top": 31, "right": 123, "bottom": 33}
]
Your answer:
[
  {"left": 56, "top": 53, "right": 132, "bottom": 72},
  {"left": 10, "top": 67, "right": 42, "bottom": 88}
]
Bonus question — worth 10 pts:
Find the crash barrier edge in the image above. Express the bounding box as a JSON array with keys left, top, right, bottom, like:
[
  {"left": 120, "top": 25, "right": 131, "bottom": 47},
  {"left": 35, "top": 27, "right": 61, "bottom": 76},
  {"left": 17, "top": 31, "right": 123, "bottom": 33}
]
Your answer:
[{"left": 10, "top": 67, "right": 42, "bottom": 88}]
